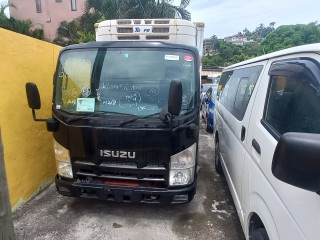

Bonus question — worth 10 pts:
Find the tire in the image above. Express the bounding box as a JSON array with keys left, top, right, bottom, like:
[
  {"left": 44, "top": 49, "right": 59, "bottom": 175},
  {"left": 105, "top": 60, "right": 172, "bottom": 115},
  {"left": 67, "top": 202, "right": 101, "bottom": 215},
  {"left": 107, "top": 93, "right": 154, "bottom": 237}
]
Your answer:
[
  {"left": 214, "top": 140, "right": 223, "bottom": 175},
  {"left": 250, "top": 228, "right": 269, "bottom": 240},
  {"left": 205, "top": 116, "right": 211, "bottom": 132}
]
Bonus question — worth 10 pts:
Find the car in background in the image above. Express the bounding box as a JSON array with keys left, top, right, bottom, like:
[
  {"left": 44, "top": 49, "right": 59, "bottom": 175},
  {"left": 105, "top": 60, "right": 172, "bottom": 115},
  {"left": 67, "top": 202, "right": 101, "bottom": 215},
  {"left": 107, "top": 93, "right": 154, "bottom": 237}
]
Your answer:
[
  {"left": 200, "top": 83, "right": 215, "bottom": 105},
  {"left": 201, "top": 84, "right": 218, "bottom": 132}
]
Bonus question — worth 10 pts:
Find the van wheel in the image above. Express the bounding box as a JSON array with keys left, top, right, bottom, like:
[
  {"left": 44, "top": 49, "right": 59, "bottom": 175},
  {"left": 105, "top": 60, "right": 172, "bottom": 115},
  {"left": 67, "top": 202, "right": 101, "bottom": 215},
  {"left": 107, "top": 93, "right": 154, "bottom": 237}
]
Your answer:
[
  {"left": 250, "top": 228, "right": 269, "bottom": 240},
  {"left": 205, "top": 116, "right": 211, "bottom": 132},
  {"left": 214, "top": 140, "right": 223, "bottom": 175}
]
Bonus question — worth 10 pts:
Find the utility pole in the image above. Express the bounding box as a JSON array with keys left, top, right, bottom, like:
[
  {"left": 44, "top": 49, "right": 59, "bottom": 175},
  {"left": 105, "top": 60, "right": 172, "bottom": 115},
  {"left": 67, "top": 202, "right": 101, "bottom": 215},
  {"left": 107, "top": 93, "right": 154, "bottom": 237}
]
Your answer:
[{"left": 0, "top": 128, "right": 16, "bottom": 240}]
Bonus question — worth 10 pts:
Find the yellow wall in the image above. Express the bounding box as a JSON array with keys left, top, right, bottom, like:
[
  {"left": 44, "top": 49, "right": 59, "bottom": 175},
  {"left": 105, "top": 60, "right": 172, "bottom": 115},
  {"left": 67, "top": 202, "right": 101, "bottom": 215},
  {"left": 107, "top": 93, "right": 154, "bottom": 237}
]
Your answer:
[{"left": 0, "top": 28, "right": 61, "bottom": 210}]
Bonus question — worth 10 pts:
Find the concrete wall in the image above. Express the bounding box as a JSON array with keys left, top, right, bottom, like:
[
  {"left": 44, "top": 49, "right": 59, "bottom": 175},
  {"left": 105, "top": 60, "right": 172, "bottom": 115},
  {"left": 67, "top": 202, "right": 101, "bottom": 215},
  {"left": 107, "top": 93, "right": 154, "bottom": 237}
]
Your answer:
[
  {"left": 0, "top": 28, "right": 61, "bottom": 210},
  {"left": 10, "top": 0, "right": 86, "bottom": 41}
]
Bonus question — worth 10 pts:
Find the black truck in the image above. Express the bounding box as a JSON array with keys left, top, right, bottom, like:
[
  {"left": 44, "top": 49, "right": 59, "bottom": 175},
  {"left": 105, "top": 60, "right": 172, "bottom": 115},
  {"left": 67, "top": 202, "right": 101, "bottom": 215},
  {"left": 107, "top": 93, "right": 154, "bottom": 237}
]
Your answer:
[{"left": 26, "top": 41, "right": 200, "bottom": 204}]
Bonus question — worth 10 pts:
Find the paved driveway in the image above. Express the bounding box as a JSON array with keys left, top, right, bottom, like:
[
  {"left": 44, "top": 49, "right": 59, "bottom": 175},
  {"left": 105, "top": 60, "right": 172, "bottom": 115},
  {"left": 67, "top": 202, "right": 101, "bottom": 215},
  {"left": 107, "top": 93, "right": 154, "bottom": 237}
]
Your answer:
[{"left": 13, "top": 123, "right": 245, "bottom": 240}]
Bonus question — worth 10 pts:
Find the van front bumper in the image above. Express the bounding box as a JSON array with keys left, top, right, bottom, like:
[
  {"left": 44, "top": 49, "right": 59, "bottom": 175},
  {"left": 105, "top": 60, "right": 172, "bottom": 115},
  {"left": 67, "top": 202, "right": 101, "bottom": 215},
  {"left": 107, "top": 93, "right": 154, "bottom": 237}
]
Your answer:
[{"left": 55, "top": 175, "right": 196, "bottom": 204}]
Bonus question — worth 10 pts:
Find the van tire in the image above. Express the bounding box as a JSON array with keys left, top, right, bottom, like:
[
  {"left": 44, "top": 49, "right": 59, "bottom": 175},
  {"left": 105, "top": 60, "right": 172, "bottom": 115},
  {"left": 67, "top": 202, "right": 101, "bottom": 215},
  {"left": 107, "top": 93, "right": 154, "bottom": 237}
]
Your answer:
[
  {"left": 214, "top": 140, "right": 223, "bottom": 175},
  {"left": 250, "top": 228, "right": 269, "bottom": 240},
  {"left": 206, "top": 116, "right": 211, "bottom": 132}
]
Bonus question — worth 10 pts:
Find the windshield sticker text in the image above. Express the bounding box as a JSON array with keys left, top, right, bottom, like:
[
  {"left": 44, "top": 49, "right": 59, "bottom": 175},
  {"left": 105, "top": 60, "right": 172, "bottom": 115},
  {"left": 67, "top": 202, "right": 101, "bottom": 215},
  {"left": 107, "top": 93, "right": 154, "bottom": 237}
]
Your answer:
[
  {"left": 76, "top": 98, "right": 95, "bottom": 112},
  {"left": 119, "top": 91, "right": 141, "bottom": 108},
  {"left": 165, "top": 55, "right": 180, "bottom": 61}
]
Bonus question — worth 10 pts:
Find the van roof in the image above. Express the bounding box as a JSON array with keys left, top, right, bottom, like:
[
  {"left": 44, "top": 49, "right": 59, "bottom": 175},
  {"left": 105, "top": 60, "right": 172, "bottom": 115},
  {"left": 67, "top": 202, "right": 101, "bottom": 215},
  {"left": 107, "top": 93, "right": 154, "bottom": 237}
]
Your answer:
[{"left": 224, "top": 43, "right": 320, "bottom": 70}]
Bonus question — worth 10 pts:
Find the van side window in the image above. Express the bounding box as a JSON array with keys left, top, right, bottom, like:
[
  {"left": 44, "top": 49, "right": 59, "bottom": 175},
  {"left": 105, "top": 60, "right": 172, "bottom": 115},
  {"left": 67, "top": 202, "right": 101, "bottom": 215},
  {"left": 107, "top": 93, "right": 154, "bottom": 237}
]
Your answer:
[
  {"left": 220, "top": 66, "right": 263, "bottom": 120},
  {"left": 217, "top": 71, "right": 233, "bottom": 100},
  {"left": 264, "top": 75, "right": 320, "bottom": 135}
]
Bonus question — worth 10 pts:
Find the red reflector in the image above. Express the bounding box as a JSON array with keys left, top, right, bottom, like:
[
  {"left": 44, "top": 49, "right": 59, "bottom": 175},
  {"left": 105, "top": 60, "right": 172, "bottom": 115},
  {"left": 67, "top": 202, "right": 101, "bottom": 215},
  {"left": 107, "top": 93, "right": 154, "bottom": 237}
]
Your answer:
[{"left": 104, "top": 180, "right": 140, "bottom": 187}]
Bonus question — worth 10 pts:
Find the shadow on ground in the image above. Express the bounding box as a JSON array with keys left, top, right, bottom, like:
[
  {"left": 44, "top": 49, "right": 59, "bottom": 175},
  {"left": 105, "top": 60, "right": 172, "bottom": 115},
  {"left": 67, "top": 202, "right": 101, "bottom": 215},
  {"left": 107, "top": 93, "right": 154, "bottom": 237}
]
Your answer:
[{"left": 13, "top": 122, "right": 245, "bottom": 240}]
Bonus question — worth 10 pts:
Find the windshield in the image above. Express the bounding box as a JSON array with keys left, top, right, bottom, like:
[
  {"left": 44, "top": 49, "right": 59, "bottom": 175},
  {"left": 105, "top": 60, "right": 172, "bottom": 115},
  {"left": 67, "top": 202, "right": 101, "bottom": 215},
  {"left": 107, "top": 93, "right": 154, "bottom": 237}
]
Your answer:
[
  {"left": 211, "top": 85, "right": 218, "bottom": 101},
  {"left": 54, "top": 48, "right": 196, "bottom": 116},
  {"left": 202, "top": 84, "right": 214, "bottom": 93}
]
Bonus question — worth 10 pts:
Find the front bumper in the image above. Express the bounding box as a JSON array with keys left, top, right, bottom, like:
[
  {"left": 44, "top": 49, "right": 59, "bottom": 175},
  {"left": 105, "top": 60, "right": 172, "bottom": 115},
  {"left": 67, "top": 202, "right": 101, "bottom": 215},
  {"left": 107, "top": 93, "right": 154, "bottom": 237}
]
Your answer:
[{"left": 55, "top": 175, "right": 196, "bottom": 204}]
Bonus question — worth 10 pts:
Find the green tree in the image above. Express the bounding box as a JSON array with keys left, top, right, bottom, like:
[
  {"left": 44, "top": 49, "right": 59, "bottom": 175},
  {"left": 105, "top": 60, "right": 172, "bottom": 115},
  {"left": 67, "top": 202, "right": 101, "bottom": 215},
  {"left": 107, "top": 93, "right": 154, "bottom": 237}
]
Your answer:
[
  {"left": 54, "top": 0, "right": 192, "bottom": 46},
  {"left": 0, "top": 4, "right": 43, "bottom": 40},
  {"left": 261, "top": 23, "right": 320, "bottom": 53},
  {"left": 203, "top": 37, "right": 262, "bottom": 67}
]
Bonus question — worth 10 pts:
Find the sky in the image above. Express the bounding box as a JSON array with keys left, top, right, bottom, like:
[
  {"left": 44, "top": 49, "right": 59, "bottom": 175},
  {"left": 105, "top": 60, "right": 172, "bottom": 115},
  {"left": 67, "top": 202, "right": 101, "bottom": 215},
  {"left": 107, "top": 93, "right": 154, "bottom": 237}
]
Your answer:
[
  {"left": 0, "top": 0, "right": 9, "bottom": 17},
  {"left": 1, "top": 0, "right": 318, "bottom": 38},
  {"left": 174, "top": 0, "right": 320, "bottom": 39}
]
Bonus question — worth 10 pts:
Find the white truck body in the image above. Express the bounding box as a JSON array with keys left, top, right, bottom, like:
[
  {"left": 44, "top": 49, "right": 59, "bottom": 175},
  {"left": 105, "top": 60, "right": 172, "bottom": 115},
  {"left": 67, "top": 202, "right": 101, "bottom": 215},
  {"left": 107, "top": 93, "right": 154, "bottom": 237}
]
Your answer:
[{"left": 95, "top": 19, "right": 204, "bottom": 54}]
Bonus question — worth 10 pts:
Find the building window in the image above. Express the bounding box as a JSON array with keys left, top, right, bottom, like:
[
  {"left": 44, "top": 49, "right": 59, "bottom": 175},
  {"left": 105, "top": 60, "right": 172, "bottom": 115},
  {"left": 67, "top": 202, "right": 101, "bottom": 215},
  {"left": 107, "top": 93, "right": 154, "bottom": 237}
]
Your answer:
[
  {"left": 35, "top": 0, "right": 42, "bottom": 13},
  {"left": 71, "top": 0, "right": 77, "bottom": 11},
  {"left": 56, "top": 0, "right": 63, "bottom": 2}
]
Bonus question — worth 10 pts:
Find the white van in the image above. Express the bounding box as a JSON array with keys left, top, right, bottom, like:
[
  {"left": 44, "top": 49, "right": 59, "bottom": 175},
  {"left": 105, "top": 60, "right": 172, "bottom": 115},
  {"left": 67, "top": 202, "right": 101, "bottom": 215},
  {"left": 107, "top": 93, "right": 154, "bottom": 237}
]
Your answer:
[{"left": 214, "top": 43, "right": 320, "bottom": 240}]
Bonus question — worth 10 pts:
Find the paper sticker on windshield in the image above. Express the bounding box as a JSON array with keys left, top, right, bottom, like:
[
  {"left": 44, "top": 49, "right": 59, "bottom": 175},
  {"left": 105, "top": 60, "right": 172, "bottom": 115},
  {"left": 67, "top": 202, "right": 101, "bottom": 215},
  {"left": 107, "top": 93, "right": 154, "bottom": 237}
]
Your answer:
[
  {"left": 165, "top": 55, "right": 180, "bottom": 61},
  {"left": 184, "top": 55, "right": 194, "bottom": 61},
  {"left": 81, "top": 87, "right": 91, "bottom": 97},
  {"left": 76, "top": 98, "right": 95, "bottom": 112}
]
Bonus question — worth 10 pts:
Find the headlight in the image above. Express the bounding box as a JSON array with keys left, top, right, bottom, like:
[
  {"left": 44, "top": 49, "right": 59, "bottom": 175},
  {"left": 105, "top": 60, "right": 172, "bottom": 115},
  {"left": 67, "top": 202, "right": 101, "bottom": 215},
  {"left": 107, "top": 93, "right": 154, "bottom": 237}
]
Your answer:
[
  {"left": 170, "top": 169, "right": 194, "bottom": 186},
  {"left": 170, "top": 143, "right": 196, "bottom": 186},
  {"left": 54, "top": 140, "right": 73, "bottom": 178}
]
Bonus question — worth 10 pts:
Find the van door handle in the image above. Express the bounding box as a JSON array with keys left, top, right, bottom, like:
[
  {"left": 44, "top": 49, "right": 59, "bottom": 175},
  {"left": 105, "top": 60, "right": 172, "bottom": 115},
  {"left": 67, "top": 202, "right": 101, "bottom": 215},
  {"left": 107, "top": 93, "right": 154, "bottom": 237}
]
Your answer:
[
  {"left": 252, "top": 139, "right": 261, "bottom": 154},
  {"left": 241, "top": 126, "right": 246, "bottom": 141}
]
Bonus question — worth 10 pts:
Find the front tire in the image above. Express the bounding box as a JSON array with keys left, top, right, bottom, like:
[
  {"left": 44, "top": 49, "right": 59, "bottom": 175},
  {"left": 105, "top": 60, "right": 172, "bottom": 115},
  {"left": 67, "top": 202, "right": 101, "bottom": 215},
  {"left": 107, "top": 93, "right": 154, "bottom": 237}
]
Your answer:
[
  {"left": 214, "top": 140, "right": 223, "bottom": 175},
  {"left": 250, "top": 228, "right": 269, "bottom": 240},
  {"left": 206, "top": 116, "right": 211, "bottom": 132}
]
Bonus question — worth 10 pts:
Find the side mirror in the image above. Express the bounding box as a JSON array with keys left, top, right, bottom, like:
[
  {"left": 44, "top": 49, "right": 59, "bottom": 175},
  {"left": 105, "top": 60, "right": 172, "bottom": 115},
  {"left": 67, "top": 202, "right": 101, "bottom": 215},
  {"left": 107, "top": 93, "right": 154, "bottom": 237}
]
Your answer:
[
  {"left": 168, "top": 80, "right": 182, "bottom": 116},
  {"left": 26, "top": 82, "right": 41, "bottom": 109},
  {"left": 25, "top": 82, "right": 58, "bottom": 131},
  {"left": 272, "top": 132, "right": 320, "bottom": 193}
]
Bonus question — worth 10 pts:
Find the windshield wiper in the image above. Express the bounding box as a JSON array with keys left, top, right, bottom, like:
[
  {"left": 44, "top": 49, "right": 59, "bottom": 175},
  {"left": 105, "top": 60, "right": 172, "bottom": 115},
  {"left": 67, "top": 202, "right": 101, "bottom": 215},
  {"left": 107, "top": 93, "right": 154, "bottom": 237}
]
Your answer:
[
  {"left": 65, "top": 111, "right": 132, "bottom": 123},
  {"left": 119, "top": 113, "right": 160, "bottom": 127}
]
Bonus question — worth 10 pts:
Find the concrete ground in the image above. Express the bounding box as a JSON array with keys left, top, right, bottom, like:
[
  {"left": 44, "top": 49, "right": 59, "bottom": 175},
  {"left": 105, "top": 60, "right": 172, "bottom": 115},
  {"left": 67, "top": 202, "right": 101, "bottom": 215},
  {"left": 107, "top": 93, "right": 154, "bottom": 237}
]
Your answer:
[{"left": 13, "top": 122, "right": 245, "bottom": 240}]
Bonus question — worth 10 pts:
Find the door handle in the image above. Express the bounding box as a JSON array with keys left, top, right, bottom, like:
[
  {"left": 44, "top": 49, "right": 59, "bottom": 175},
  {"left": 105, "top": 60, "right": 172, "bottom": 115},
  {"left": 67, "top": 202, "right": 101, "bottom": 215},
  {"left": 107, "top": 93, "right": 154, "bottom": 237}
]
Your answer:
[
  {"left": 241, "top": 126, "right": 246, "bottom": 141},
  {"left": 252, "top": 139, "right": 261, "bottom": 154}
]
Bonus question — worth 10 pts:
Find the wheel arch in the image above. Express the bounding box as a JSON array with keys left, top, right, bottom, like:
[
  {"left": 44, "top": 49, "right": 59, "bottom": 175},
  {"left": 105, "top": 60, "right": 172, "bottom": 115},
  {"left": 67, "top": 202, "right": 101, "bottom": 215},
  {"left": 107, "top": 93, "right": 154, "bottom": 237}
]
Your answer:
[{"left": 247, "top": 193, "right": 279, "bottom": 240}]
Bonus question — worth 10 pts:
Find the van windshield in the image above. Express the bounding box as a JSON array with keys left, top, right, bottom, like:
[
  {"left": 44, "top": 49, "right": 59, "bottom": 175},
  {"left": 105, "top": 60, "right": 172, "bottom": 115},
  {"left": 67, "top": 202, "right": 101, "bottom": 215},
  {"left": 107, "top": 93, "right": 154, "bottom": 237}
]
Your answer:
[{"left": 54, "top": 48, "right": 196, "bottom": 116}]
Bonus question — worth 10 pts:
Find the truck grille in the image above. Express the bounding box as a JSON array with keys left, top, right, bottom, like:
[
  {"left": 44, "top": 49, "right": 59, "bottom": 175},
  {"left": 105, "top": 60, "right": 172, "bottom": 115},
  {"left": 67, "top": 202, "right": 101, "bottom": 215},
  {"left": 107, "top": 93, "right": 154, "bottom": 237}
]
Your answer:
[
  {"left": 73, "top": 160, "right": 168, "bottom": 188},
  {"left": 146, "top": 35, "right": 169, "bottom": 40},
  {"left": 117, "top": 20, "right": 132, "bottom": 25},
  {"left": 154, "top": 20, "right": 170, "bottom": 24},
  {"left": 117, "top": 27, "right": 133, "bottom": 33},
  {"left": 117, "top": 35, "right": 140, "bottom": 40},
  {"left": 152, "top": 27, "right": 169, "bottom": 33}
]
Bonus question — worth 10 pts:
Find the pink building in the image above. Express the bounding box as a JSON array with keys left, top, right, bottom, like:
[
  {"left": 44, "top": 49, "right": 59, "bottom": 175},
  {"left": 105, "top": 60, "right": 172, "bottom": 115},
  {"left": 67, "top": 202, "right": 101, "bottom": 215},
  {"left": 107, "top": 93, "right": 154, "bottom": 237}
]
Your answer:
[{"left": 9, "top": 0, "right": 86, "bottom": 41}]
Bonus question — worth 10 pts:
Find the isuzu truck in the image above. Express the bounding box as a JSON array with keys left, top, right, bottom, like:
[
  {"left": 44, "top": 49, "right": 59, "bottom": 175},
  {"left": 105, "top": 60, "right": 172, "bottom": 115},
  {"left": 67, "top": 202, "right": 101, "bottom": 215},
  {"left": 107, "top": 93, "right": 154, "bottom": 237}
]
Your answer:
[{"left": 26, "top": 19, "right": 204, "bottom": 204}]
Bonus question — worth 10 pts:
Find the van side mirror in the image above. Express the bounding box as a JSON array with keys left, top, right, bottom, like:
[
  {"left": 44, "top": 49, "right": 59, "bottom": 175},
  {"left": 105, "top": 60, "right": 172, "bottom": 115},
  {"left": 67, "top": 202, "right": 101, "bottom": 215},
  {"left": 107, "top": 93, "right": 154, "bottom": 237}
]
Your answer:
[
  {"left": 26, "top": 82, "right": 41, "bottom": 110},
  {"left": 272, "top": 132, "right": 320, "bottom": 194},
  {"left": 168, "top": 80, "right": 182, "bottom": 116}
]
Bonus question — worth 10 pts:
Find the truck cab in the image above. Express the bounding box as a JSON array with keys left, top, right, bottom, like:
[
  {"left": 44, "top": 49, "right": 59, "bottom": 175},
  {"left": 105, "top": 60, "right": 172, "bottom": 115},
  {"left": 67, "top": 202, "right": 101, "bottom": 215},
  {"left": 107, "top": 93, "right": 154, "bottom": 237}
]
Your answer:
[{"left": 26, "top": 19, "right": 204, "bottom": 204}]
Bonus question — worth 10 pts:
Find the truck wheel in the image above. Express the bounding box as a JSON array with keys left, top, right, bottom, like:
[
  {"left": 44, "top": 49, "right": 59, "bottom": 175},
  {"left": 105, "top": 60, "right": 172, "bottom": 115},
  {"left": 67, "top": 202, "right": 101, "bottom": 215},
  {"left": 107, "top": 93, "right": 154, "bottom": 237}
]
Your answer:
[
  {"left": 250, "top": 228, "right": 269, "bottom": 240},
  {"left": 214, "top": 140, "right": 223, "bottom": 175}
]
